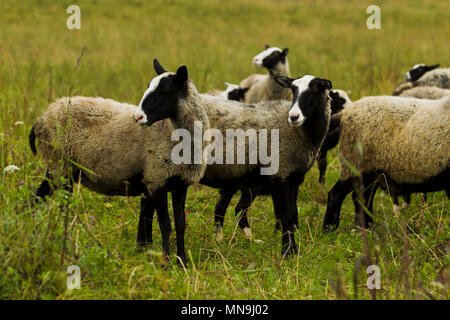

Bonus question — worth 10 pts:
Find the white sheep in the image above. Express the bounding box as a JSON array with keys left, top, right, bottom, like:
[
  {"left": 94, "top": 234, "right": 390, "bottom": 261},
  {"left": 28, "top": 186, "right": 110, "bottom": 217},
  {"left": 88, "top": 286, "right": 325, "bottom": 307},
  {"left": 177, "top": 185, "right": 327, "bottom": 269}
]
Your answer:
[{"left": 323, "top": 96, "right": 450, "bottom": 231}]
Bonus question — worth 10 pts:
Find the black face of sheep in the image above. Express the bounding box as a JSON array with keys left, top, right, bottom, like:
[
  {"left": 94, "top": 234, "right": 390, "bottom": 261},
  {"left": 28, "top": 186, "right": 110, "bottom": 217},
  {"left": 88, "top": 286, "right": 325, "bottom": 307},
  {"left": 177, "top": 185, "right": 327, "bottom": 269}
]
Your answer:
[
  {"left": 227, "top": 87, "right": 249, "bottom": 101},
  {"left": 405, "top": 63, "right": 439, "bottom": 81},
  {"left": 135, "top": 59, "right": 188, "bottom": 126},
  {"left": 329, "top": 90, "right": 346, "bottom": 114},
  {"left": 275, "top": 75, "right": 332, "bottom": 127},
  {"left": 252, "top": 45, "right": 289, "bottom": 70}
]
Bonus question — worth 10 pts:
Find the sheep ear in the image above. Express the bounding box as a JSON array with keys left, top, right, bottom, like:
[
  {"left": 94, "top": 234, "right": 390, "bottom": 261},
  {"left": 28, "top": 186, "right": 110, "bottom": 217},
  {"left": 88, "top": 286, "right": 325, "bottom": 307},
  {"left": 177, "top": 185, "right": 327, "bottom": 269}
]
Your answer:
[
  {"left": 426, "top": 64, "right": 439, "bottom": 71},
  {"left": 153, "top": 59, "right": 167, "bottom": 75},
  {"left": 311, "top": 78, "right": 332, "bottom": 91},
  {"left": 274, "top": 76, "right": 293, "bottom": 88},
  {"left": 265, "top": 44, "right": 270, "bottom": 49},
  {"left": 175, "top": 65, "right": 188, "bottom": 86},
  {"left": 241, "top": 87, "right": 249, "bottom": 94},
  {"left": 282, "top": 48, "right": 289, "bottom": 56},
  {"left": 224, "top": 81, "right": 231, "bottom": 87}
]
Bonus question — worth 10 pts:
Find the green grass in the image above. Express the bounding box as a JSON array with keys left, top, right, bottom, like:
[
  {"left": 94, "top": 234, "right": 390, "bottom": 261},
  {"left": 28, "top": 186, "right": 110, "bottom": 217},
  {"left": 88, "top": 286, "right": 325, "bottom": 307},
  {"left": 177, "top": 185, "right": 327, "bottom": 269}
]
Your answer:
[{"left": 0, "top": 0, "right": 448, "bottom": 299}]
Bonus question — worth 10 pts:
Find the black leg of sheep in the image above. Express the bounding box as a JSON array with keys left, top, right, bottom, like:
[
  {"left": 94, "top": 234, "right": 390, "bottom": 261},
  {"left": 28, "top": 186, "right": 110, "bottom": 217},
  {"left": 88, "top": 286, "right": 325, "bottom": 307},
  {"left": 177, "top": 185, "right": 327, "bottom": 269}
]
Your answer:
[
  {"left": 136, "top": 197, "right": 155, "bottom": 247},
  {"left": 172, "top": 185, "right": 188, "bottom": 266},
  {"left": 35, "top": 171, "right": 54, "bottom": 200},
  {"left": 214, "top": 188, "right": 237, "bottom": 236},
  {"left": 322, "top": 179, "right": 355, "bottom": 231},
  {"left": 234, "top": 188, "right": 254, "bottom": 231},
  {"left": 317, "top": 151, "right": 328, "bottom": 184},
  {"left": 152, "top": 190, "right": 171, "bottom": 263},
  {"left": 272, "top": 183, "right": 298, "bottom": 257},
  {"left": 352, "top": 174, "right": 377, "bottom": 229}
]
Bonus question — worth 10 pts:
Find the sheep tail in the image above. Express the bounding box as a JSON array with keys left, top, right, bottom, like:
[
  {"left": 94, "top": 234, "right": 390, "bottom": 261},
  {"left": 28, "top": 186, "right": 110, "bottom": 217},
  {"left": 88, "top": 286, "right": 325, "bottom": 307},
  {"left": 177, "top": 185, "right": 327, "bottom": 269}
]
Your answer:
[{"left": 29, "top": 123, "right": 37, "bottom": 154}]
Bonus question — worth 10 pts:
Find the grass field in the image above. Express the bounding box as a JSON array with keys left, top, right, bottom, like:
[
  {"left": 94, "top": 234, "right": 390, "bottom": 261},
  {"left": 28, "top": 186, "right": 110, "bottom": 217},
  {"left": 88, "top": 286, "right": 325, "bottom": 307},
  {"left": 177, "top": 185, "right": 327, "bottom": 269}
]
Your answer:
[{"left": 0, "top": 0, "right": 449, "bottom": 299}]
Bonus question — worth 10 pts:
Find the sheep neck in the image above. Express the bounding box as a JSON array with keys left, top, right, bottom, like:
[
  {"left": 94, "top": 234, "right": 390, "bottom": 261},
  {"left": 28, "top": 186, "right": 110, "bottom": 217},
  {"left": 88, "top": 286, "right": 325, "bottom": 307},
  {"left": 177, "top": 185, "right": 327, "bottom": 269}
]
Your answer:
[
  {"left": 171, "top": 84, "right": 210, "bottom": 136},
  {"left": 299, "top": 96, "right": 331, "bottom": 146},
  {"left": 267, "top": 60, "right": 291, "bottom": 98}
]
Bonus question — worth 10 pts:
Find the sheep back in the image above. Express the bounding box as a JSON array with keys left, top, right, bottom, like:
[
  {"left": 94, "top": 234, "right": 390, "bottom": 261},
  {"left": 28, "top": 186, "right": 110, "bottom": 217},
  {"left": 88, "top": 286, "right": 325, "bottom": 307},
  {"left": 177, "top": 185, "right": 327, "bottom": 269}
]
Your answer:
[{"left": 338, "top": 96, "right": 450, "bottom": 184}]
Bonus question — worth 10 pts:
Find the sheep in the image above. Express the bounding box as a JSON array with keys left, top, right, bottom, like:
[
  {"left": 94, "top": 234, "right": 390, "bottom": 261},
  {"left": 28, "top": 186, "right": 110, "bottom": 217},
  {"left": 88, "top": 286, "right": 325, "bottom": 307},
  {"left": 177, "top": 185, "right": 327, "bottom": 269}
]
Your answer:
[
  {"left": 239, "top": 45, "right": 293, "bottom": 103},
  {"left": 322, "top": 96, "right": 450, "bottom": 231},
  {"left": 393, "top": 65, "right": 450, "bottom": 95},
  {"left": 29, "top": 59, "right": 210, "bottom": 265},
  {"left": 137, "top": 65, "right": 333, "bottom": 256},
  {"left": 207, "top": 82, "right": 249, "bottom": 102},
  {"left": 404, "top": 64, "right": 440, "bottom": 82},
  {"left": 399, "top": 86, "right": 450, "bottom": 100},
  {"left": 213, "top": 89, "right": 352, "bottom": 240}
]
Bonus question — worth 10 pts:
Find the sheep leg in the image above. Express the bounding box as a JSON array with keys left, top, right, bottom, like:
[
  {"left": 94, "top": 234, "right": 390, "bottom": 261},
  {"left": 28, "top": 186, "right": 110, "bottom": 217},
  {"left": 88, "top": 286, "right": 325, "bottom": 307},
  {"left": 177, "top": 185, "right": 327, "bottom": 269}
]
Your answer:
[
  {"left": 272, "top": 184, "right": 297, "bottom": 257},
  {"left": 172, "top": 185, "right": 188, "bottom": 266},
  {"left": 214, "top": 188, "right": 237, "bottom": 241},
  {"left": 153, "top": 190, "right": 171, "bottom": 261},
  {"left": 35, "top": 169, "right": 77, "bottom": 202},
  {"left": 35, "top": 170, "right": 54, "bottom": 201},
  {"left": 235, "top": 188, "right": 254, "bottom": 238},
  {"left": 401, "top": 193, "right": 411, "bottom": 209},
  {"left": 392, "top": 193, "right": 400, "bottom": 214},
  {"left": 322, "top": 179, "right": 355, "bottom": 231},
  {"left": 136, "top": 197, "right": 155, "bottom": 247},
  {"left": 289, "top": 180, "right": 302, "bottom": 229},
  {"left": 317, "top": 151, "right": 327, "bottom": 184},
  {"left": 352, "top": 176, "right": 377, "bottom": 229}
]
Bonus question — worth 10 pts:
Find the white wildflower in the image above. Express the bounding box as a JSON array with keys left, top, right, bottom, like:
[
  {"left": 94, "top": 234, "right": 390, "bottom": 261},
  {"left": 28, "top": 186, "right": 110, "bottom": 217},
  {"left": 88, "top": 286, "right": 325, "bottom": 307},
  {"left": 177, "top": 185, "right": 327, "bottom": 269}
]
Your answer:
[
  {"left": 14, "top": 121, "right": 24, "bottom": 126},
  {"left": 4, "top": 165, "right": 20, "bottom": 173}
]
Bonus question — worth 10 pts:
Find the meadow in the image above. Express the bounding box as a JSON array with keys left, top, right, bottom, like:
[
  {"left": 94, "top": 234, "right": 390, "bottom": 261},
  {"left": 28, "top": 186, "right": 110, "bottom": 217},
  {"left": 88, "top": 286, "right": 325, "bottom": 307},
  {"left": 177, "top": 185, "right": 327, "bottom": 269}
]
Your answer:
[{"left": 0, "top": 0, "right": 448, "bottom": 299}]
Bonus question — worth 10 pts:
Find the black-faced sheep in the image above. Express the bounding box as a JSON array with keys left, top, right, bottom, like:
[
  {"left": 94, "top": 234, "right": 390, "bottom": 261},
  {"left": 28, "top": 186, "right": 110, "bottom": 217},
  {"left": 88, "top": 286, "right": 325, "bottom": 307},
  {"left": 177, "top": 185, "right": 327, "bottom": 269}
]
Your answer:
[
  {"left": 137, "top": 65, "right": 332, "bottom": 256},
  {"left": 207, "top": 82, "right": 249, "bottom": 102},
  {"left": 404, "top": 64, "right": 440, "bottom": 82},
  {"left": 393, "top": 65, "right": 449, "bottom": 95},
  {"left": 30, "top": 60, "right": 210, "bottom": 265},
  {"left": 213, "top": 89, "right": 352, "bottom": 240},
  {"left": 322, "top": 96, "right": 450, "bottom": 231},
  {"left": 239, "top": 45, "right": 293, "bottom": 103}
]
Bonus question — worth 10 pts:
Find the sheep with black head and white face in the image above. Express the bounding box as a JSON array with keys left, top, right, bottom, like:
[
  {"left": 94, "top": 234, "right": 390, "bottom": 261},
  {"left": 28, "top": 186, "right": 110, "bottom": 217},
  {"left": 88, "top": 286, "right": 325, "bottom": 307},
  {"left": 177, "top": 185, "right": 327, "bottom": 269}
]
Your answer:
[{"left": 239, "top": 45, "right": 293, "bottom": 103}]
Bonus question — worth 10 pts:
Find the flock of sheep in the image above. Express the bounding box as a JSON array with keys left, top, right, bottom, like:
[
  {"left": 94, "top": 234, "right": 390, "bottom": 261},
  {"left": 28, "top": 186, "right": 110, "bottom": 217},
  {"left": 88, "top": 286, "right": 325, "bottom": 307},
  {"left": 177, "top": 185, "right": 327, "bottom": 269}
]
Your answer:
[{"left": 28, "top": 46, "right": 449, "bottom": 265}]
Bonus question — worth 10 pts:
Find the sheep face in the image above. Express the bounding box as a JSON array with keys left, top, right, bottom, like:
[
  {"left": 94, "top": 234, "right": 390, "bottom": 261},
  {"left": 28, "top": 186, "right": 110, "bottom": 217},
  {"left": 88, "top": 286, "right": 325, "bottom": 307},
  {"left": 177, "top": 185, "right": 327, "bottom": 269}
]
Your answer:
[
  {"left": 405, "top": 63, "right": 439, "bottom": 81},
  {"left": 252, "top": 45, "right": 289, "bottom": 70},
  {"left": 135, "top": 59, "right": 188, "bottom": 126},
  {"left": 275, "top": 75, "right": 332, "bottom": 127},
  {"left": 329, "top": 90, "right": 351, "bottom": 114},
  {"left": 223, "top": 82, "right": 249, "bottom": 101}
]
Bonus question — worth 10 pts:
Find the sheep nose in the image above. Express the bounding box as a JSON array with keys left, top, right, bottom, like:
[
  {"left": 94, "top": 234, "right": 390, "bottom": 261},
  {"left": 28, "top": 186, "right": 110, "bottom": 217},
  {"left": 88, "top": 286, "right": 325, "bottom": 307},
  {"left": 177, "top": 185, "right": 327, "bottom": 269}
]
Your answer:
[
  {"left": 289, "top": 114, "right": 300, "bottom": 122},
  {"left": 135, "top": 114, "right": 144, "bottom": 123}
]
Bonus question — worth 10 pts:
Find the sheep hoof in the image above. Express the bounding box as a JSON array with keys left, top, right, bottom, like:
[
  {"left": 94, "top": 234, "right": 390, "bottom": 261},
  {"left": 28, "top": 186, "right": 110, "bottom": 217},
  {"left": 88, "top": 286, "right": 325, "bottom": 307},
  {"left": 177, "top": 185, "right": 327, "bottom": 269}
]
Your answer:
[
  {"left": 215, "top": 226, "right": 224, "bottom": 242},
  {"left": 135, "top": 241, "right": 152, "bottom": 252},
  {"left": 242, "top": 227, "right": 253, "bottom": 239}
]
